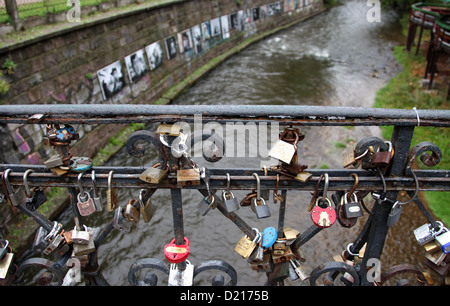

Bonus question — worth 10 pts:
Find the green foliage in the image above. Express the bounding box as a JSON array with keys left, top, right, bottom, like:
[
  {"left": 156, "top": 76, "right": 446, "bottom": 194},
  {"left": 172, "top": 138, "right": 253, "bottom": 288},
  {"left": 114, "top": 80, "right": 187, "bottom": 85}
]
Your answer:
[
  {"left": 382, "top": 0, "right": 444, "bottom": 12},
  {"left": 374, "top": 45, "right": 449, "bottom": 224},
  {"left": 1, "top": 58, "right": 17, "bottom": 75},
  {"left": 0, "top": 71, "right": 10, "bottom": 95}
]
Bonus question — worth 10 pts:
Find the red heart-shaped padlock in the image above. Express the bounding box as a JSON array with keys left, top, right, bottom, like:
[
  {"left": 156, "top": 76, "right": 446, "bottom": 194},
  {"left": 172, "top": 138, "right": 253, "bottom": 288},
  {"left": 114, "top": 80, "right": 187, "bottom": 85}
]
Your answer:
[
  {"left": 164, "top": 237, "right": 190, "bottom": 263},
  {"left": 310, "top": 197, "right": 336, "bottom": 228}
]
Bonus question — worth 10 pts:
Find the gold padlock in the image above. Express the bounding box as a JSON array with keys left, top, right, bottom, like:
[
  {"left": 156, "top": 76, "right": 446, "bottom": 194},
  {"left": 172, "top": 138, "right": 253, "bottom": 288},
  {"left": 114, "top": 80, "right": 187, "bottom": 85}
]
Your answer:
[
  {"left": 139, "top": 189, "right": 156, "bottom": 223},
  {"left": 139, "top": 164, "right": 168, "bottom": 184},
  {"left": 177, "top": 168, "right": 201, "bottom": 186},
  {"left": 156, "top": 124, "right": 181, "bottom": 136},
  {"left": 234, "top": 229, "right": 261, "bottom": 259}
]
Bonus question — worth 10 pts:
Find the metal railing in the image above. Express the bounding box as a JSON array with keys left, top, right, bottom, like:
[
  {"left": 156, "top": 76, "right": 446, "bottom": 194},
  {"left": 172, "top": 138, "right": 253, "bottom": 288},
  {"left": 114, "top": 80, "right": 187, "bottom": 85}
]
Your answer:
[{"left": 0, "top": 104, "right": 449, "bottom": 286}]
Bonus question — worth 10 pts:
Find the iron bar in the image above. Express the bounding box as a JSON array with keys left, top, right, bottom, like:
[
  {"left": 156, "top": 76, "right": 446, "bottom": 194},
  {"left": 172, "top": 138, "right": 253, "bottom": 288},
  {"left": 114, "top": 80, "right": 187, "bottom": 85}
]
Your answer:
[
  {"left": 1, "top": 167, "right": 448, "bottom": 191},
  {"left": 0, "top": 104, "right": 449, "bottom": 126}
]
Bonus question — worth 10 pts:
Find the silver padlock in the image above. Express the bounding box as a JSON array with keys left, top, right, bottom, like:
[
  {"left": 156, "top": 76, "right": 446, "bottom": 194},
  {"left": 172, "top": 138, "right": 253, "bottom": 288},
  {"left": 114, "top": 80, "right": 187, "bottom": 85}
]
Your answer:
[
  {"left": 289, "top": 258, "right": 310, "bottom": 282},
  {"left": 113, "top": 206, "right": 132, "bottom": 233},
  {"left": 3, "top": 169, "right": 26, "bottom": 207},
  {"left": 168, "top": 260, "right": 195, "bottom": 286},
  {"left": 32, "top": 226, "right": 49, "bottom": 254},
  {"left": 44, "top": 154, "right": 64, "bottom": 168},
  {"left": 268, "top": 139, "right": 296, "bottom": 164},
  {"left": 222, "top": 173, "right": 240, "bottom": 213},
  {"left": 72, "top": 225, "right": 90, "bottom": 245},
  {"left": 43, "top": 222, "right": 63, "bottom": 255},
  {"left": 251, "top": 173, "right": 270, "bottom": 219},
  {"left": 414, "top": 221, "right": 444, "bottom": 246},
  {"left": 91, "top": 170, "right": 103, "bottom": 212},
  {"left": 197, "top": 195, "right": 215, "bottom": 216}
]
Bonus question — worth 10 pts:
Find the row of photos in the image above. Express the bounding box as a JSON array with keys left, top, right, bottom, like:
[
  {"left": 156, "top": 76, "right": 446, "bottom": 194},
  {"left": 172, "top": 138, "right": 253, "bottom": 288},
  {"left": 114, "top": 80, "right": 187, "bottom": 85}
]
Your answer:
[{"left": 96, "top": 2, "right": 286, "bottom": 100}]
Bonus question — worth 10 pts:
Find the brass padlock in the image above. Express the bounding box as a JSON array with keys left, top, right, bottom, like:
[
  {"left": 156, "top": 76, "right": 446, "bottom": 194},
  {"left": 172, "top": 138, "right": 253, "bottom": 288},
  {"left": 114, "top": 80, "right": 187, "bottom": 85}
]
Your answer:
[
  {"left": 139, "top": 164, "right": 169, "bottom": 184},
  {"left": 139, "top": 189, "right": 156, "bottom": 223},
  {"left": 156, "top": 124, "right": 181, "bottom": 136},
  {"left": 106, "top": 171, "right": 118, "bottom": 212},
  {"left": 177, "top": 168, "right": 201, "bottom": 186},
  {"left": 234, "top": 229, "right": 261, "bottom": 259}
]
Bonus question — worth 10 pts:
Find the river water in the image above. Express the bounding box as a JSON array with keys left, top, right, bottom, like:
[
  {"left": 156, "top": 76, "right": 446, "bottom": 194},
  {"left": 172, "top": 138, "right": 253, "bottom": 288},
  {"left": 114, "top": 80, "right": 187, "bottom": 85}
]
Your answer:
[{"left": 54, "top": 0, "right": 439, "bottom": 286}]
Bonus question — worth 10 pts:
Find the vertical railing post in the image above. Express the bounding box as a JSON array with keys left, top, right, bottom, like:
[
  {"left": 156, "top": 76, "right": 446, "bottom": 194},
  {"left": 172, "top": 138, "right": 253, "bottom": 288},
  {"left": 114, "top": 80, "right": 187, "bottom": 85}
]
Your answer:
[
  {"left": 5, "top": 0, "right": 21, "bottom": 30},
  {"left": 359, "top": 126, "right": 415, "bottom": 286}
]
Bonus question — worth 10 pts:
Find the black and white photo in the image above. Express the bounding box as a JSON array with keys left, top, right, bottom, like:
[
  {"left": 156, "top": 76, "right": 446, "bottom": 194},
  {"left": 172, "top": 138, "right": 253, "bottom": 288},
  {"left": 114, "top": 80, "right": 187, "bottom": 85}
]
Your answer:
[
  {"left": 210, "top": 17, "right": 221, "bottom": 38},
  {"left": 221, "top": 15, "right": 230, "bottom": 40},
  {"left": 97, "top": 61, "right": 125, "bottom": 100},
  {"left": 165, "top": 36, "right": 177, "bottom": 60},
  {"left": 201, "top": 21, "right": 212, "bottom": 50},
  {"left": 124, "top": 49, "right": 147, "bottom": 84},
  {"left": 191, "top": 24, "right": 203, "bottom": 55},
  {"left": 237, "top": 10, "right": 246, "bottom": 31},
  {"left": 178, "top": 29, "right": 193, "bottom": 58},
  {"left": 230, "top": 13, "right": 238, "bottom": 30},
  {"left": 145, "top": 41, "right": 164, "bottom": 70}
]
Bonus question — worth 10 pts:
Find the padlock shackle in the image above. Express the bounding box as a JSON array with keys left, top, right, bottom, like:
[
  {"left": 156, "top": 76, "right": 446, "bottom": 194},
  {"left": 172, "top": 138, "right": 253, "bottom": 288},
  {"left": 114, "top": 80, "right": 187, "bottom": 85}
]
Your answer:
[
  {"left": 77, "top": 172, "right": 89, "bottom": 199},
  {"left": 23, "top": 169, "right": 34, "bottom": 198},
  {"left": 3, "top": 169, "right": 14, "bottom": 194},
  {"left": 91, "top": 170, "right": 99, "bottom": 197},
  {"left": 252, "top": 173, "right": 261, "bottom": 200}
]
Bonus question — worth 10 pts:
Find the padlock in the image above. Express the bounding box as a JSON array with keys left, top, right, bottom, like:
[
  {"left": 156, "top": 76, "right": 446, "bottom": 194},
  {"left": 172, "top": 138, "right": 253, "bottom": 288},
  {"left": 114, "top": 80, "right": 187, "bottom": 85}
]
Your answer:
[
  {"left": 91, "top": 170, "right": 103, "bottom": 212},
  {"left": 268, "top": 139, "right": 297, "bottom": 164},
  {"left": 3, "top": 169, "right": 26, "bottom": 207},
  {"left": 234, "top": 229, "right": 261, "bottom": 259},
  {"left": 273, "top": 241, "right": 287, "bottom": 256},
  {"left": 283, "top": 227, "right": 300, "bottom": 242},
  {"left": 55, "top": 125, "right": 77, "bottom": 142},
  {"left": 164, "top": 237, "right": 190, "bottom": 264},
  {"left": 44, "top": 154, "right": 64, "bottom": 169},
  {"left": 43, "top": 232, "right": 64, "bottom": 255},
  {"left": 310, "top": 196, "right": 336, "bottom": 228},
  {"left": 139, "top": 189, "right": 156, "bottom": 223},
  {"left": 197, "top": 195, "right": 216, "bottom": 216},
  {"left": 414, "top": 222, "right": 444, "bottom": 246},
  {"left": 124, "top": 199, "right": 140, "bottom": 224},
  {"left": 342, "top": 148, "right": 368, "bottom": 169},
  {"left": 69, "top": 156, "right": 93, "bottom": 173},
  {"left": 425, "top": 250, "right": 447, "bottom": 266},
  {"left": 72, "top": 225, "right": 90, "bottom": 245},
  {"left": 106, "top": 171, "right": 118, "bottom": 212},
  {"left": 222, "top": 190, "right": 240, "bottom": 213},
  {"left": 72, "top": 230, "right": 96, "bottom": 256},
  {"left": 261, "top": 227, "right": 277, "bottom": 249},
  {"left": 77, "top": 192, "right": 96, "bottom": 216},
  {"left": 32, "top": 227, "right": 49, "bottom": 254},
  {"left": 272, "top": 245, "right": 295, "bottom": 264},
  {"left": 252, "top": 198, "right": 271, "bottom": 219},
  {"left": 435, "top": 229, "right": 450, "bottom": 254},
  {"left": 177, "top": 169, "right": 201, "bottom": 186},
  {"left": 156, "top": 123, "right": 181, "bottom": 136},
  {"left": 289, "top": 258, "right": 310, "bottom": 281},
  {"left": 0, "top": 245, "right": 13, "bottom": 280},
  {"left": 23, "top": 169, "right": 47, "bottom": 211},
  {"left": 294, "top": 171, "right": 312, "bottom": 183},
  {"left": 386, "top": 201, "right": 402, "bottom": 227},
  {"left": 139, "top": 164, "right": 169, "bottom": 184},
  {"left": 342, "top": 192, "right": 363, "bottom": 219},
  {"left": 370, "top": 141, "right": 393, "bottom": 168},
  {"left": 168, "top": 261, "right": 194, "bottom": 286},
  {"left": 112, "top": 206, "right": 132, "bottom": 233}
]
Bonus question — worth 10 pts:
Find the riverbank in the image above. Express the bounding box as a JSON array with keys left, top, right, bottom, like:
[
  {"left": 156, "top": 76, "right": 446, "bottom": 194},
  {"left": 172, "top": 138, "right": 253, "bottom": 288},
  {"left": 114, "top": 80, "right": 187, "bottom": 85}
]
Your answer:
[{"left": 373, "top": 16, "right": 450, "bottom": 225}]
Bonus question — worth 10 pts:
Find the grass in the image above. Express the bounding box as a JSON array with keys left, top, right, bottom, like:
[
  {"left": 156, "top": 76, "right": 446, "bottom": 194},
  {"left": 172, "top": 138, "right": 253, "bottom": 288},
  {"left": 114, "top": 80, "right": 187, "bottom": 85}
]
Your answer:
[{"left": 373, "top": 45, "right": 450, "bottom": 226}]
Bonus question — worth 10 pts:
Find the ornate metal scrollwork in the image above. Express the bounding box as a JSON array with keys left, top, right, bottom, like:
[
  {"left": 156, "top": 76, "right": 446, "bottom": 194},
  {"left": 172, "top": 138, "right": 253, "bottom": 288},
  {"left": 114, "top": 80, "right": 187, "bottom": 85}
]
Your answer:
[
  {"left": 193, "top": 260, "right": 238, "bottom": 286},
  {"left": 309, "top": 261, "right": 360, "bottom": 286},
  {"left": 15, "top": 257, "right": 65, "bottom": 286},
  {"left": 128, "top": 258, "right": 170, "bottom": 286},
  {"left": 405, "top": 141, "right": 442, "bottom": 174}
]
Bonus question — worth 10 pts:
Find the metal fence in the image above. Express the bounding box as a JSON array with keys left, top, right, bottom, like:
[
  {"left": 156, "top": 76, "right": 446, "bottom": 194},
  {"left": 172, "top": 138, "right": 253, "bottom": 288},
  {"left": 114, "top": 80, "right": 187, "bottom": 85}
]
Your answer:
[{"left": 0, "top": 104, "right": 449, "bottom": 286}]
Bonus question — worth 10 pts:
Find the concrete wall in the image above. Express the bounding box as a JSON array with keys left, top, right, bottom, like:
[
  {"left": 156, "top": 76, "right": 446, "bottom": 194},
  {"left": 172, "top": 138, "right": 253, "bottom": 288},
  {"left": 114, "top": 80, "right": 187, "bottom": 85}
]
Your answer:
[{"left": 0, "top": 0, "right": 323, "bottom": 165}]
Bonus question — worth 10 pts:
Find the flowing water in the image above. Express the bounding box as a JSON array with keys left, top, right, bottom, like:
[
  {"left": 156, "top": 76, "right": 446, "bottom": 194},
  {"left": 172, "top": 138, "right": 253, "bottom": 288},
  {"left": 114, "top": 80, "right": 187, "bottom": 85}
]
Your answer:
[{"left": 51, "top": 0, "right": 438, "bottom": 286}]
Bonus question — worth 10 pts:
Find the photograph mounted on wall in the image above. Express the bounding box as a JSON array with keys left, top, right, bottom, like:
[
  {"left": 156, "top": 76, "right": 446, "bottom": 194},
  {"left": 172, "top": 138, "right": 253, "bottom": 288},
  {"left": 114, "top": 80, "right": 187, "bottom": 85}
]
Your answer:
[
  {"left": 178, "top": 29, "right": 194, "bottom": 58},
  {"left": 191, "top": 25, "right": 204, "bottom": 55},
  {"left": 97, "top": 61, "right": 126, "bottom": 100},
  {"left": 221, "top": 15, "right": 230, "bottom": 39},
  {"left": 210, "top": 17, "right": 221, "bottom": 38},
  {"left": 201, "top": 21, "right": 212, "bottom": 50},
  {"left": 145, "top": 41, "right": 164, "bottom": 70},
  {"left": 165, "top": 36, "right": 177, "bottom": 60},
  {"left": 124, "top": 49, "right": 147, "bottom": 84}
]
